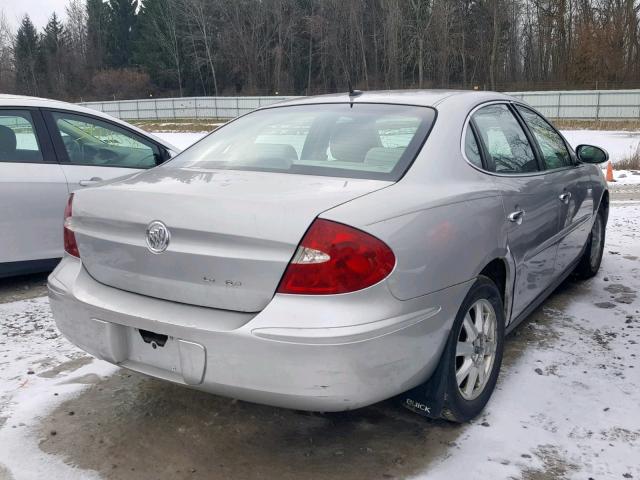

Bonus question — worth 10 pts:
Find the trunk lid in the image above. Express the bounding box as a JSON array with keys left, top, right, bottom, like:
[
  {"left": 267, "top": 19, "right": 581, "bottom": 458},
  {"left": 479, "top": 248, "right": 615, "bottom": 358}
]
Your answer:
[{"left": 72, "top": 167, "right": 390, "bottom": 312}]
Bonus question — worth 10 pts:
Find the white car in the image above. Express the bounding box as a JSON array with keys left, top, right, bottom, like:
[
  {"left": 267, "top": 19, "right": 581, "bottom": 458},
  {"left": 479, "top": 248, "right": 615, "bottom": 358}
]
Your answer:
[{"left": 0, "top": 94, "right": 179, "bottom": 278}]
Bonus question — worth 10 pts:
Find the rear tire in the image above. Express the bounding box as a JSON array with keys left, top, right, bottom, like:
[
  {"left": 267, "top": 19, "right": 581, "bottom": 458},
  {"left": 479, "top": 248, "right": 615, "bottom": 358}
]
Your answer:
[
  {"left": 574, "top": 208, "right": 606, "bottom": 280},
  {"left": 440, "top": 276, "right": 505, "bottom": 423}
]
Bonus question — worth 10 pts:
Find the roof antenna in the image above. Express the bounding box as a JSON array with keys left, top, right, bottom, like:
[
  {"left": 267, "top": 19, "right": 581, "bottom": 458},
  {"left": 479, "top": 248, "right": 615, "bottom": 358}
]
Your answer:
[{"left": 348, "top": 80, "right": 363, "bottom": 98}]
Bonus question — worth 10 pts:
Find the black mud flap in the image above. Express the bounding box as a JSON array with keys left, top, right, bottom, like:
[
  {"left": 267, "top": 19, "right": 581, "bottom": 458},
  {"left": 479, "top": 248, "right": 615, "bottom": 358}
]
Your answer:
[{"left": 400, "top": 345, "right": 452, "bottom": 420}]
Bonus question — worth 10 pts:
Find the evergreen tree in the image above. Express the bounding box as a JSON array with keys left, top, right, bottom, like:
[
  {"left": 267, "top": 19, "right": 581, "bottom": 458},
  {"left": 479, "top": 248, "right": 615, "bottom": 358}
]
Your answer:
[
  {"left": 13, "top": 15, "right": 40, "bottom": 95},
  {"left": 135, "top": 0, "right": 185, "bottom": 95},
  {"left": 42, "top": 13, "right": 65, "bottom": 54},
  {"left": 40, "top": 13, "right": 67, "bottom": 96},
  {"left": 107, "top": 0, "right": 138, "bottom": 67},
  {"left": 86, "top": 0, "right": 110, "bottom": 70}
]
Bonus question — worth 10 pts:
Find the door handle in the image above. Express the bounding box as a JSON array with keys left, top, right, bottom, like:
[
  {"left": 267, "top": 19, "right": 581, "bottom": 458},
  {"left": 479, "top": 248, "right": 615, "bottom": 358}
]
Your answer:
[
  {"left": 79, "top": 177, "right": 103, "bottom": 187},
  {"left": 559, "top": 192, "right": 571, "bottom": 203},
  {"left": 508, "top": 210, "right": 525, "bottom": 224}
]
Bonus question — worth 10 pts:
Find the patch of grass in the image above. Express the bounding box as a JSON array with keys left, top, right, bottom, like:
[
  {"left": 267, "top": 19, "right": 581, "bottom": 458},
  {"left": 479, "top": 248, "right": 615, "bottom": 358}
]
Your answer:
[
  {"left": 131, "top": 118, "right": 225, "bottom": 132},
  {"left": 616, "top": 149, "right": 640, "bottom": 170},
  {"left": 552, "top": 119, "right": 640, "bottom": 131}
]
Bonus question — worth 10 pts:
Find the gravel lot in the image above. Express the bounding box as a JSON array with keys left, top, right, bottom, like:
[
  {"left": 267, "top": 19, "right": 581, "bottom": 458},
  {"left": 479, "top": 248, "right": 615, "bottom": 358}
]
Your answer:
[{"left": 0, "top": 191, "right": 638, "bottom": 480}]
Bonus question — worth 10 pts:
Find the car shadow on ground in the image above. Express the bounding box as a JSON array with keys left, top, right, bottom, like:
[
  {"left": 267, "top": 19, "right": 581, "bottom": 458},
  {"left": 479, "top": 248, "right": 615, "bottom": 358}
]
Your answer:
[
  {"left": 0, "top": 272, "right": 49, "bottom": 303},
  {"left": 39, "top": 370, "right": 460, "bottom": 480},
  {"left": 37, "top": 276, "right": 592, "bottom": 480}
]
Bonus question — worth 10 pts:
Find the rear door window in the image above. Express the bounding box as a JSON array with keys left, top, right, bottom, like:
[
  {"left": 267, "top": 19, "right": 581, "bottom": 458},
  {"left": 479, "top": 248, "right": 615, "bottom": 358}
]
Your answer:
[
  {"left": 515, "top": 106, "right": 573, "bottom": 170},
  {"left": 50, "top": 112, "right": 161, "bottom": 169},
  {"left": 471, "top": 104, "right": 539, "bottom": 174},
  {"left": 0, "top": 111, "right": 44, "bottom": 163},
  {"left": 168, "top": 103, "right": 436, "bottom": 181}
]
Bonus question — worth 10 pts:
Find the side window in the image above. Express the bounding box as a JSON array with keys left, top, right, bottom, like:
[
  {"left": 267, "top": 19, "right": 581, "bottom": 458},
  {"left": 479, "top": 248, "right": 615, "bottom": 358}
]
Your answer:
[
  {"left": 516, "top": 106, "right": 573, "bottom": 170},
  {"left": 0, "top": 111, "right": 44, "bottom": 163},
  {"left": 471, "top": 104, "right": 538, "bottom": 174},
  {"left": 464, "top": 127, "right": 483, "bottom": 168},
  {"left": 51, "top": 112, "right": 160, "bottom": 169}
]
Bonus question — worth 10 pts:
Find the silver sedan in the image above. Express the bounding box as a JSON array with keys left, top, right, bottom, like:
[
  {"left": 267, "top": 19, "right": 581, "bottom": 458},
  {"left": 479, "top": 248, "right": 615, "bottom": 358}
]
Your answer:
[{"left": 48, "top": 90, "right": 609, "bottom": 422}]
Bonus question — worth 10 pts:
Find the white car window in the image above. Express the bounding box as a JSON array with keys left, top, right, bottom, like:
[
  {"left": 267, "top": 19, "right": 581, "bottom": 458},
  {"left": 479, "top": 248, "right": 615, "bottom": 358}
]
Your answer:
[
  {"left": 0, "top": 111, "right": 43, "bottom": 163},
  {"left": 52, "top": 112, "right": 161, "bottom": 169}
]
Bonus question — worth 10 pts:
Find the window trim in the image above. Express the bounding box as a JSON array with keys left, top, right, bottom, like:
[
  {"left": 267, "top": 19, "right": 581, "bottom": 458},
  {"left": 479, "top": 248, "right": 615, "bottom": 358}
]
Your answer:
[
  {"left": 0, "top": 107, "right": 57, "bottom": 165},
  {"left": 463, "top": 122, "right": 485, "bottom": 169},
  {"left": 461, "top": 101, "right": 541, "bottom": 176},
  {"left": 507, "top": 103, "right": 546, "bottom": 172},
  {"left": 41, "top": 108, "right": 166, "bottom": 169},
  {"left": 461, "top": 100, "right": 577, "bottom": 177},
  {"left": 512, "top": 103, "right": 578, "bottom": 171}
]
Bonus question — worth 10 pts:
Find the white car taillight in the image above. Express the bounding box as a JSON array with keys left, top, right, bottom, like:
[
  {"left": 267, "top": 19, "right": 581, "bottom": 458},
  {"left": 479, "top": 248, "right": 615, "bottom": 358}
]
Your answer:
[{"left": 64, "top": 193, "right": 79, "bottom": 257}]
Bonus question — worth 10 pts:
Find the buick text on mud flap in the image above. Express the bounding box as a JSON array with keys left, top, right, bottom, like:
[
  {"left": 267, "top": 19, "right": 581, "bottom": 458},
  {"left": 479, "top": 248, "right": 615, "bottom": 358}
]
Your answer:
[{"left": 405, "top": 398, "right": 431, "bottom": 414}]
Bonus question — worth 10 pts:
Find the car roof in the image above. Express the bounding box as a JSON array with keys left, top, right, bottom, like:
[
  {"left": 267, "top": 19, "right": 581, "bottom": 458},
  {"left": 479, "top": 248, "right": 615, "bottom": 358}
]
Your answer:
[
  {"left": 268, "top": 89, "right": 518, "bottom": 110},
  {"left": 0, "top": 94, "right": 179, "bottom": 152}
]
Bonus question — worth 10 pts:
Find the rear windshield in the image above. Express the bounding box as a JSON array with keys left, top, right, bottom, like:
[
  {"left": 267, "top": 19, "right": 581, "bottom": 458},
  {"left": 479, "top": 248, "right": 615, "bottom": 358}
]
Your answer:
[{"left": 167, "top": 103, "right": 436, "bottom": 181}]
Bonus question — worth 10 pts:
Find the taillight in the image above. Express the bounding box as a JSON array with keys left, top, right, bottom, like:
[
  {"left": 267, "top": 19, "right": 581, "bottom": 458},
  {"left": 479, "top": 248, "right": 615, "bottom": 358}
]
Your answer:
[
  {"left": 64, "top": 193, "right": 79, "bottom": 257},
  {"left": 277, "top": 219, "right": 395, "bottom": 295}
]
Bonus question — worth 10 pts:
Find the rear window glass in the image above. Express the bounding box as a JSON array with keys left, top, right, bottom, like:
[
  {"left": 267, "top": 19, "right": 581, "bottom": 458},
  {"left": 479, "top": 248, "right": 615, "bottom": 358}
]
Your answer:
[{"left": 167, "top": 103, "right": 435, "bottom": 180}]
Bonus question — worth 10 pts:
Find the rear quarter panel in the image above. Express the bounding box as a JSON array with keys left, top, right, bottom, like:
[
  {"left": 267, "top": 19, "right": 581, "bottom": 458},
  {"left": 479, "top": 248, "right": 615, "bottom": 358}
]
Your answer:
[
  {"left": 325, "top": 186, "right": 508, "bottom": 300},
  {"left": 322, "top": 94, "right": 512, "bottom": 301},
  {"left": 323, "top": 158, "right": 511, "bottom": 303}
]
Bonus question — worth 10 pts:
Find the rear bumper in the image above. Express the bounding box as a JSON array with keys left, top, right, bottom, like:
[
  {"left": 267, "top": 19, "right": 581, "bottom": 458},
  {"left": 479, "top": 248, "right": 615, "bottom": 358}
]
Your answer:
[{"left": 48, "top": 255, "right": 472, "bottom": 411}]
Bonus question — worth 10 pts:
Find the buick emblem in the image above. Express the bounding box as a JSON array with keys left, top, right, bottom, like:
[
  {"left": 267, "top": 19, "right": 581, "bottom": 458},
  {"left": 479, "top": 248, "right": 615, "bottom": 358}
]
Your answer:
[{"left": 145, "top": 220, "right": 170, "bottom": 253}]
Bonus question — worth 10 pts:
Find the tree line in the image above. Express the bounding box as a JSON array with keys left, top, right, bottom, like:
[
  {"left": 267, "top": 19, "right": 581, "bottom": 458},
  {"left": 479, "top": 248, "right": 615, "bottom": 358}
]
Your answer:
[{"left": 0, "top": 0, "right": 639, "bottom": 102}]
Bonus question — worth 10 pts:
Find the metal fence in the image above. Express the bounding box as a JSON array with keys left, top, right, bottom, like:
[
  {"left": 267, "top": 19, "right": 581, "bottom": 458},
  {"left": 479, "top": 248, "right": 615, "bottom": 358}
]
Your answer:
[
  {"left": 79, "top": 96, "right": 299, "bottom": 121},
  {"left": 507, "top": 89, "right": 640, "bottom": 120},
  {"left": 79, "top": 90, "right": 640, "bottom": 121}
]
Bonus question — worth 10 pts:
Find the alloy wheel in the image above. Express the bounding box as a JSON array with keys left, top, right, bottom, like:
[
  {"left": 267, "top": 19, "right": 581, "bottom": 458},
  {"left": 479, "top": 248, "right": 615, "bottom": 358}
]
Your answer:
[
  {"left": 455, "top": 298, "right": 498, "bottom": 401},
  {"left": 590, "top": 214, "right": 603, "bottom": 269}
]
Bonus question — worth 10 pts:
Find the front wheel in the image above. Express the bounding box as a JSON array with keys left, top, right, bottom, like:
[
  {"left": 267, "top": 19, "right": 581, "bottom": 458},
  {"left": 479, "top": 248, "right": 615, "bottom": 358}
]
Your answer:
[
  {"left": 574, "top": 208, "right": 606, "bottom": 279},
  {"left": 440, "top": 276, "right": 505, "bottom": 422}
]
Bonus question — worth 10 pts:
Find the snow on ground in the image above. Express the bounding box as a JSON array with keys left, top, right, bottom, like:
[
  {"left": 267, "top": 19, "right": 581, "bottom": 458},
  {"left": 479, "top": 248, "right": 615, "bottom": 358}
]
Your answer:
[
  {"left": 562, "top": 130, "right": 640, "bottom": 164},
  {"left": 560, "top": 130, "right": 640, "bottom": 186},
  {"left": 0, "top": 297, "right": 116, "bottom": 479},
  {"left": 606, "top": 170, "right": 640, "bottom": 185},
  {"left": 155, "top": 131, "right": 206, "bottom": 151},
  {"left": 0, "top": 198, "right": 638, "bottom": 479},
  {"left": 425, "top": 201, "right": 640, "bottom": 480}
]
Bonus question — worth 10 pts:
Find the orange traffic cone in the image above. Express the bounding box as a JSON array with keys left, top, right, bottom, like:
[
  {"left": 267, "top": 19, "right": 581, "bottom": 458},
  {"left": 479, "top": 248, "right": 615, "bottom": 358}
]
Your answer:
[{"left": 606, "top": 161, "right": 615, "bottom": 182}]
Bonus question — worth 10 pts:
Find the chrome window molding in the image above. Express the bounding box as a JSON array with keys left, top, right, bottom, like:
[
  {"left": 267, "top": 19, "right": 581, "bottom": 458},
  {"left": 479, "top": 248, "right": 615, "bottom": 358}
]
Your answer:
[{"left": 460, "top": 100, "right": 578, "bottom": 178}]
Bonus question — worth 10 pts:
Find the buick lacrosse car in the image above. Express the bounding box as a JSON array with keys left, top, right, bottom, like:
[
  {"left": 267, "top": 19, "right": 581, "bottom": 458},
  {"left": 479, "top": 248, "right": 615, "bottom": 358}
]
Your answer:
[
  {"left": 48, "top": 90, "right": 608, "bottom": 422},
  {"left": 0, "top": 94, "right": 178, "bottom": 278}
]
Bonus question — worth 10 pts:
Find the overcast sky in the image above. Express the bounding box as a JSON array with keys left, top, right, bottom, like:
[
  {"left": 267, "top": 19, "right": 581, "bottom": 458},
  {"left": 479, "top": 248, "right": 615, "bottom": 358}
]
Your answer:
[{"left": 1, "top": 0, "right": 72, "bottom": 30}]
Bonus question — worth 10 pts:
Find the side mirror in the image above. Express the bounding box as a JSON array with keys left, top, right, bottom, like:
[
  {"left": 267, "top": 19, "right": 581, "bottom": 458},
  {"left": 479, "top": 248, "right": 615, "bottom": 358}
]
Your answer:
[
  {"left": 576, "top": 144, "right": 609, "bottom": 164},
  {"left": 154, "top": 148, "right": 174, "bottom": 166}
]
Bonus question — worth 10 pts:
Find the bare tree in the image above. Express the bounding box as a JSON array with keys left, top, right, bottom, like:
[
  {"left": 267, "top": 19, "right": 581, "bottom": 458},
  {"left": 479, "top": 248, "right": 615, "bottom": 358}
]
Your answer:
[
  {"left": 66, "top": 0, "right": 87, "bottom": 61},
  {"left": 183, "top": 0, "right": 218, "bottom": 95},
  {"left": 145, "top": 0, "right": 184, "bottom": 96},
  {"left": 0, "top": 10, "right": 14, "bottom": 92},
  {"left": 407, "top": 0, "right": 433, "bottom": 88}
]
